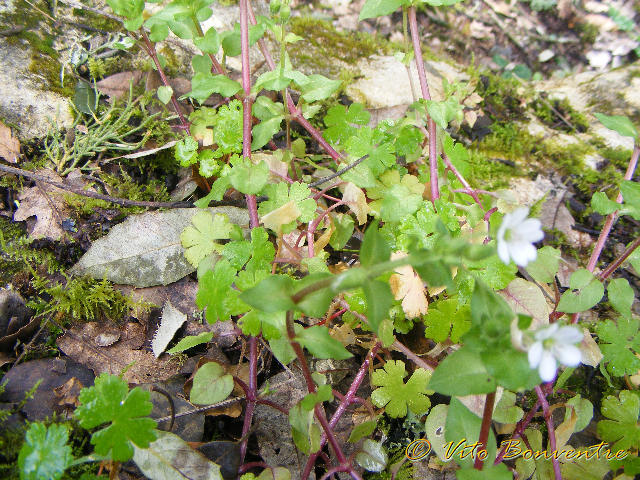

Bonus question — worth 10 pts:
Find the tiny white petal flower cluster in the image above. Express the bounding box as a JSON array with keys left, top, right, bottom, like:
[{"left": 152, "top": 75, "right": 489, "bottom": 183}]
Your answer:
[
  {"left": 497, "top": 207, "right": 544, "bottom": 267},
  {"left": 527, "top": 323, "right": 583, "bottom": 382}
]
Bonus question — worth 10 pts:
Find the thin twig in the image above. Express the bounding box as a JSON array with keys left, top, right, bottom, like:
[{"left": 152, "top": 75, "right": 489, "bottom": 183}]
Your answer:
[{"left": 307, "top": 154, "right": 369, "bottom": 189}]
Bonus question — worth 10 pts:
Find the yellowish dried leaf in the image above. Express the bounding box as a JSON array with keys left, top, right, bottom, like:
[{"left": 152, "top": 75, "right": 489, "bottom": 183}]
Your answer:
[
  {"left": 261, "top": 200, "right": 301, "bottom": 233},
  {"left": 343, "top": 182, "right": 369, "bottom": 225},
  {"left": 0, "top": 121, "right": 20, "bottom": 163},
  {"left": 389, "top": 251, "right": 428, "bottom": 319}
]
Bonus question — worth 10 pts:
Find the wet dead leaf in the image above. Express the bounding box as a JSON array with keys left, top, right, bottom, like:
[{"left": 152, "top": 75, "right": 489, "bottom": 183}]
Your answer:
[
  {"left": 0, "top": 121, "right": 20, "bottom": 163},
  {"left": 57, "top": 322, "right": 181, "bottom": 384}
]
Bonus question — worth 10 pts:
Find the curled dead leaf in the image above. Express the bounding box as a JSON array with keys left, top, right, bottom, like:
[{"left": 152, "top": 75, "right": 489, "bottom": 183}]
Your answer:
[{"left": 389, "top": 251, "right": 428, "bottom": 319}]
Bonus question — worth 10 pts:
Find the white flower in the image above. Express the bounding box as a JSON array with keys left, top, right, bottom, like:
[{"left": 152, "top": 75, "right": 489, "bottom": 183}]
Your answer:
[
  {"left": 527, "top": 323, "right": 583, "bottom": 382},
  {"left": 497, "top": 207, "right": 544, "bottom": 267}
]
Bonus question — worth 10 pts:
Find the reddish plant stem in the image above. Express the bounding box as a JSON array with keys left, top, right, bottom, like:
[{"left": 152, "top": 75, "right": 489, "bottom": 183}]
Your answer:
[
  {"left": 473, "top": 391, "right": 496, "bottom": 470},
  {"left": 192, "top": 21, "right": 226, "bottom": 75},
  {"left": 535, "top": 385, "right": 562, "bottom": 480},
  {"left": 238, "top": 462, "right": 271, "bottom": 474},
  {"left": 599, "top": 234, "right": 640, "bottom": 281},
  {"left": 307, "top": 201, "right": 345, "bottom": 257},
  {"left": 570, "top": 144, "right": 639, "bottom": 323},
  {"left": 238, "top": 0, "right": 260, "bottom": 466},
  {"left": 285, "top": 312, "right": 353, "bottom": 472},
  {"left": 302, "top": 344, "right": 382, "bottom": 480},
  {"left": 407, "top": 6, "right": 438, "bottom": 201},
  {"left": 587, "top": 144, "right": 639, "bottom": 273},
  {"left": 441, "top": 152, "right": 484, "bottom": 209},
  {"left": 139, "top": 29, "right": 190, "bottom": 132}
]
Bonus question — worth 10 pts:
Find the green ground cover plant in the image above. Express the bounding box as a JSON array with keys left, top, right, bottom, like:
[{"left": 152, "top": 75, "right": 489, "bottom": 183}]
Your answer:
[{"left": 7, "top": 0, "right": 640, "bottom": 479}]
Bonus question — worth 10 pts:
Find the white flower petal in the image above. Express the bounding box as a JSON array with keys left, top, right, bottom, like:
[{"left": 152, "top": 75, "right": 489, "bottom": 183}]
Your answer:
[
  {"left": 553, "top": 344, "right": 582, "bottom": 367},
  {"left": 508, "top": 207, "right": 530, "bottom": 226},
  {"left": 509, "top": 242, "right": 538, "bottom": 267},
  {"left": 518, "top": 219, "right": 544, "bottom": 242},
  {"left": 538, "top": 351, "right": 557, "bottom": 382},
  {"left": 497, "top": 238, "right": 511, "bottom": 264},
  {"left": 554, "top": 326, "right": 584, "bottom": 344},
  {"left": 528, "top": 341, "right": 543, "bottom": 368},
  {"left": 534, "top": 323, "right": 558, "bottom": 341}
]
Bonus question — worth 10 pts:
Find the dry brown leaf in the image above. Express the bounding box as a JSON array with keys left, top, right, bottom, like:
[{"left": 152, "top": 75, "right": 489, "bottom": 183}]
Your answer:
[
  {"left": 57, "top": 322, "right": 180, "bottom": 384},
  {"left": 389, "top": 251, "right": 428, "bottom": 319},
  {"left": 343, "top": 182, "right": 369, "bottom": 225},
  {"left": 0, "top": 121, "right": 20, "bottom": 163},
  {"left": 13, "top": 170, "right": 71, "bottom": 241},
  {"left": 96, "top": 71, "right": 144, "bottom": 100}
]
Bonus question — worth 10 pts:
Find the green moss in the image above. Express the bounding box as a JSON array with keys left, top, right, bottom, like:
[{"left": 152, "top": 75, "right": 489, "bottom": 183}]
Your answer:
[
  {"left": 471, "top": 70, "right": 528, "bottom": 123},
  {"left": 576, "top": 21, "right": 599, "bottom": 46},
  {"left": 289, "top": 16, "right": 391, "bottom": 76},
  {"left": 72, "top": 7, "right": 122, "bottom": 33},
  {"left": 466, "top": 149, "right": 520, "bottom": 190},
  {"left": 530, "top": 94, "right": 589, "bottom": 133},
  {"left": 30, "top": 274, "right": 151, "bottom": 325},
  {"left": 0, "top": 217, "right": 60, "bottom": 285}
]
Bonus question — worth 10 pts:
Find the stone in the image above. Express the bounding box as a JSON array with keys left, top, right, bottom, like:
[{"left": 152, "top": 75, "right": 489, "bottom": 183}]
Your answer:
[{"left": 346, "top": 55, "right": 469, "bottom": 108}]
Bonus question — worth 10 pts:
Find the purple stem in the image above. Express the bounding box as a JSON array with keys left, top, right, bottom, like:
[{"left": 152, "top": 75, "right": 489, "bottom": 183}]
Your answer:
[
  {"left": 535, "top": 385, "right": 562, "bottom": 480},
  {"left": 407, "top": 6, "right": 439, "bottom": 201},
  {"left": 473, "top": 391, "right": 496, "bottom": 470},
  {"left": 441, "top": 152, "right": 484, "bottom": 208},
  {"left": 599, "top": 234, "right": 640, "bottom": 281},
  {"left": 301, "top": 344, "right": 382, "bottom": 480},
  {"left": 238, "top": 0, "right": 260, "bottom": 465}
]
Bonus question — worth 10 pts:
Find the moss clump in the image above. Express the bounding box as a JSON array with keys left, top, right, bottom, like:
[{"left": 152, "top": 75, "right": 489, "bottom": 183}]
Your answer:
[
  {"left": 530, "top": 94, "right": 589, "bottom": 133},
  {"left": 30, "top": 274, "right": 150, "bottom": 325},
  {"left": 289, "top": 17, "right": 391, "bottom": 76},
  {"left": 472, "top": 71, "right": 528, "bottom": 123}
]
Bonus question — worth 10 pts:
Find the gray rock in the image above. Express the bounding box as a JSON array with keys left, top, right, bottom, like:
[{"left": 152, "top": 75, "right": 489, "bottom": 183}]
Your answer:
[{"left": 0, "top": 40, "right": 73, "bottom": 139}]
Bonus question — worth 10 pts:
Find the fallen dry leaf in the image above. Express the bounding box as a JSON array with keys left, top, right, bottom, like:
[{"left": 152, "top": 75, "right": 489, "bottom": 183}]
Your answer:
[
  {"left": 13, "top": 169, "right": 70, "bottom": 240},
  {"left": 389, "top": 251, "right": 428, "bottom": 319},
  {"left": 343, "top": 182, "right": 369, "bottom": 225},
  {"left": 0, "top": 121, "right": 20, "bottom": 163},
  {"left": 57, "top": 322, "right": 181, "bottom": 384},
  {"left": 96, "top": 71, "right": 144, "bottom": 100}
]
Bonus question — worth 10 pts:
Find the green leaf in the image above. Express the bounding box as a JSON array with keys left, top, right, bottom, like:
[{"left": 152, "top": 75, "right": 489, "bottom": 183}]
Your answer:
[
  {"left": 481, "top": 348, "right": 540, "bottom": 391},
  {"left": 329, "top": 214, "right": 355, "bottom": 250},
  {"left": 180, "top": 211, "right": 235, "bottom": 268},
  {"left": 594, "top": 113, "right": 638, "bottom": 140},
  {"left": 221, "top": 23, "right": 265, "bottom": 56},
  {"left": 240, "top": 275, "right": 296, "bottom": 312},
  {"left": 591, "top": 191, "right": 619, "bottom": 216},
  {"left": 370, "top": 360, "right": 432, "bottom": 418},
  {"left": 300, "top": 384, "right": 334, "bottom": 411},
  {"left": 194, "top": 27, "right": 220, "bottom": 54},
  {"left": 359, "top": 0, "right": 404, "bottom": 20},
  {"left": 190, "top": 362, "right": 234, "bottom": 405},
  {"left": 187, "top": 72, "right": 242, "bottom": 104},
  {"left": 363, "top": 280, "right": 393, "bottom": 334},
  {"left": 608, "top": 277, "right": 634, "bottom": 317},
  {"left": 595, "top": 316, "right": 640, "bottom": 376},
  {"left": 73, "top": 82, "right": 97, "bottom": 115},
  {"left": 423, "top": 298, "right": 471, "bottom": 343},
  {"left": 295, "top": 273, "right": 335, "bottom": 318},
  {"left": 492, "top": 391, "right": 524, "bottom": 424},
  {"left": 106, "top": 0, "right": 144, "bottom": 29},
  {"left": 429, "top": 348, "right": 496, "bottom": 395},
  {"left": 299, "top": 74, "right": 341, "bottom": 102},
  {"left": 597, "top": 391, "right": 640, "bottom": 452},
  {"left": 557, "top": 268, "right": 604, "bottom": 313},
  {"left": 197, "top": 259, "right": 247, "bottom": 323},
  {"left": 258, "top": 182, "right": 317, "bottom": 233},
  {"left": 425, "top": 97, "right": 463, "bottom": 130},
  {"left": 296, "top": 325, "right": 353, "bottom": 360},
  {"left": 75, "top": 374, "right": 157, "bottom": 462},
  {"left": 456, "top": 464, "right": 512, "bottom": 480},
  {"left": 525, "top": 246, "right": 560, "bottom": 284},
  {"left": 289, "top": 402, "right": 321, "bottom": 455},
  {"left": 620, "top": 180, "right": 640, "bottom": 220},
  {"left": 420, "top": 0, "right": 465, "bottom": 5},
  {"left": 360, "top": 225, "right": 390, "bottom": 267},
  {"left": 355, "top": 439, "right": 388, "bottom": 473},
  {"left": 167, "top": 332, "right": 214, "bottom": 354},
  {"left": 252, "top": 116, "right": 284, "bottom": 150},
  {"left": 348, "top": 417, "right": 380, "bottom": 443},
  {"left": 157, "top": 85, "right": 173, "bottom": 104},
  {"left": 228, "top": 156, "right": 270, "bottom": 195},
  {"left": 564, "top": 394, "right": 593, "bottom": 433},
  {"left": 18, "top": 423, "right": 73, "bottom": 480},
  {"left": 175, "top": 136, "right": 199, "bottom": 167},
  {"left": 445, "top": 398, "right": 497, "bottom": 468}
]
